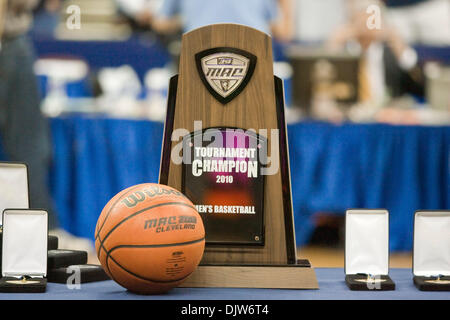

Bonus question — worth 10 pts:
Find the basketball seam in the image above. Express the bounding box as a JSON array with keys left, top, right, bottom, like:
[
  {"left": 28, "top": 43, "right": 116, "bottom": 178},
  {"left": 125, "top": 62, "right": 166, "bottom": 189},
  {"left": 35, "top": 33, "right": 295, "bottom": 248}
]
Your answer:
[
  {"left": 107, "top": 237, "right": 205, "bottom": 254},
  {"left": 107, "top": 253, "right": 195, "bottom": 284},
  {"left": 99, "top": 201, "right": 196, "bottom": 276},
  {"left": 95, "top": 184, "right": 143, "bottom": 238},
  {"left": 95, "top": 184, "right": 144, "bottom": 258}
]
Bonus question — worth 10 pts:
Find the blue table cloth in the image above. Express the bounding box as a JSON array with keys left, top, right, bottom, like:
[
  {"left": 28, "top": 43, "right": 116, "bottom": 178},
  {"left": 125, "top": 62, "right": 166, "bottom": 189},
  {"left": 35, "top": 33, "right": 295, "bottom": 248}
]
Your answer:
[
  {"left": 1, "top": 115, "right": 448, "bottom": 250},
  {"left": 49, "top": 115, "right": 164, "bottom": 241},
  {"left": 46, "top": 116, "right": 450, "bottom": 251},
  {"left": 0, "top": 268, "right": 447, "bottom": 300},
  {"left": 288, "top": 121, "right": 450, "bottom": 250}
]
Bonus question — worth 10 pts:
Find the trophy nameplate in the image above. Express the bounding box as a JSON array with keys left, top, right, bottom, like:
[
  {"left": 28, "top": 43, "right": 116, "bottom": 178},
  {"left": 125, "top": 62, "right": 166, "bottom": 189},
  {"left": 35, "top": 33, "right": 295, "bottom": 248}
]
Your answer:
[
  {"left": 159, "top": 24, "right": 318, "bottom": 289},
  {"left": 182, "top": 127, "right": 266, "bottom": 245}
]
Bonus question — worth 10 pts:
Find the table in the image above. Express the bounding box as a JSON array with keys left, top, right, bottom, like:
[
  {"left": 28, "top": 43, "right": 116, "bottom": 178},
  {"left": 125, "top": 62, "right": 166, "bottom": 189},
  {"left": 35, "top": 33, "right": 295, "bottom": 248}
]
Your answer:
[
  {"left": 287, "top": 121, "right": 450, "bottom": 250},
  {"left": 49, "top": 114, "right": 164, "bottom": 241},
  {"left": 32, "top": 35, "right": 171, "bottom": 81},
  {"left": 0, "top": 269, "right": 447, "bottom": 300}
]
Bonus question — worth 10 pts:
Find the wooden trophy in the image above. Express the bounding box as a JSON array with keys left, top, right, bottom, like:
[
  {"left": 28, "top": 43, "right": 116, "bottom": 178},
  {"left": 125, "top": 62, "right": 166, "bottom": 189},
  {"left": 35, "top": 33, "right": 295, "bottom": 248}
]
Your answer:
[{"left": 160, "top": 24, "right": 318, "bottom": 289}]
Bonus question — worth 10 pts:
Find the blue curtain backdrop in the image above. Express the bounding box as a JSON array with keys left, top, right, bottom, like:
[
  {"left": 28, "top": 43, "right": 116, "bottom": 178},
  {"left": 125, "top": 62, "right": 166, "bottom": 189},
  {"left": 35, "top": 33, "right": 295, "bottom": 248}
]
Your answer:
[
  {"left": 1, "top": 115, "right": 449, "bottom": 251},
  {"left": 288, "top": 121, "right": 450, "bottom": 251},
  {"left": 49, "top": 115, "right": 164, "bottom": 242}
]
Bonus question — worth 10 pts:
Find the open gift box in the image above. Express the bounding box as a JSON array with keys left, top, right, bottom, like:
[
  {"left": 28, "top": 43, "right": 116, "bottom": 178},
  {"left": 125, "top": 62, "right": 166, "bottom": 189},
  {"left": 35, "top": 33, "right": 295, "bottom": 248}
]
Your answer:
[
  {"left": 345, "top": 209, "right": 395, "bottom": 290},
  {"left": 0, "top": 209, "right": 48, "bottom": 293},
  {"left": 413, "top": 210, "right": 450, "bottom": 291},
  {"left": 0, "top": 162, "right": 29, "bottom": 226},
  {"left": 0, "top": 162, "right": 58, "bottom": 248}
]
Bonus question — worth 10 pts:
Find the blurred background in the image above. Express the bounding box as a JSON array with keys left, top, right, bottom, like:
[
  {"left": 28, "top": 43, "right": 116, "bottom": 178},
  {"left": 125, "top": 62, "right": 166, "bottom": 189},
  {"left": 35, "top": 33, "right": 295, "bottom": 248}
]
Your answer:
[{"left": 0, "top": 0, "right": 449, "bottom": 266}]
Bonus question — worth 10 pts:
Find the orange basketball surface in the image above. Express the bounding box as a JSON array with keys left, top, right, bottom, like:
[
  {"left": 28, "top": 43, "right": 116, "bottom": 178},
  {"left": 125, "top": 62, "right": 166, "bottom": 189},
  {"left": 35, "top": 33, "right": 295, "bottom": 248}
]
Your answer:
[{"left": 95, "top": 183, "right": 205, "bottom": 294}]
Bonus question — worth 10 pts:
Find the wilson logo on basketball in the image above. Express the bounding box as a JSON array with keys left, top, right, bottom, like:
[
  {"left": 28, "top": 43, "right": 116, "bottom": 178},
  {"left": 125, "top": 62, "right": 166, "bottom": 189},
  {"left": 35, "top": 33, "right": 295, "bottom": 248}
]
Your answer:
[
  {"left": 121, "top": 187, "right": 184, "bottom": 208},
  {"left": 144, "top": 215, "right": 197, "bottom": 233}
]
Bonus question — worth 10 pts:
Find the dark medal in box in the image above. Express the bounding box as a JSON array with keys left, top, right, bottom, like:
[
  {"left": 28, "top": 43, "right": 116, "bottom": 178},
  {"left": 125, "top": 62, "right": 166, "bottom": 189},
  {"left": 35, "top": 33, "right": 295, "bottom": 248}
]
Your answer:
[
  {"left": 0, "top": 161, "right": 108, "bottom": 287},
  {"left": 47, "top": 249, "right": 88, "bottom": 270},
  {"left": 413, "top": 210, "right": 450, "bottom": 291},
  {"left": 46, "top": 250, "right": 111, "bottom": 283},
  {"left": 344, "top": 209, "right": 395, "bottom": 291}
]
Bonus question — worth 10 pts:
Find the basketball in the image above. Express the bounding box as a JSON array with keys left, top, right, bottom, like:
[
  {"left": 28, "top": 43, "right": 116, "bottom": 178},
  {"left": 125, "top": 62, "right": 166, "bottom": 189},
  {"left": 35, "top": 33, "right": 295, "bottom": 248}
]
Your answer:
[{"left": 95, "top": 183, "right": 205, "bottom": 294}]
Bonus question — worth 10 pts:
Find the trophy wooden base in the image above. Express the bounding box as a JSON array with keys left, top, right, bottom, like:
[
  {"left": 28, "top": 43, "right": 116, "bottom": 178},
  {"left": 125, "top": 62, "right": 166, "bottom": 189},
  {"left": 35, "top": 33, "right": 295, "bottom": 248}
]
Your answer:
[{"left": 180, "top": 260, "right": 319, "bottom": 289}]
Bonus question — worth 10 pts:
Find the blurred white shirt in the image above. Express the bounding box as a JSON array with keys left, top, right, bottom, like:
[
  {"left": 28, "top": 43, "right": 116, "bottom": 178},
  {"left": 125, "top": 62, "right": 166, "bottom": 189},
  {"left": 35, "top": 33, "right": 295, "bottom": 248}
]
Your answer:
[
  {"left": 386, "top": 0, "right": 450, "bottom": 45},
  {"left": 364, "top": 42, "right": 418, "bottom": 106},
  {"left": 294, "top": 0, "right": 347, "bottom": 43},
  {"left": 115, "top": 0, "right": 163, "bottom": 17}
]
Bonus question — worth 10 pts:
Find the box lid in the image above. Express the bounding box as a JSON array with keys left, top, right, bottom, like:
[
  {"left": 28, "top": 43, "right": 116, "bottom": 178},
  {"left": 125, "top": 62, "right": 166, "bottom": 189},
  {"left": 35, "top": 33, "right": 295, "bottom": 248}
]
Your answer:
[
  {"left": 413, "top": 211, "right": 450, "bottom": 277},
  {"left": 345, "top": 209, "right": 389, "bottom": 276},
  {"left": 2, "top": 209, "right": 48, "bottom": 277},
  {"left": 0, "top": 163, "right": 29, "bottom": 226}
]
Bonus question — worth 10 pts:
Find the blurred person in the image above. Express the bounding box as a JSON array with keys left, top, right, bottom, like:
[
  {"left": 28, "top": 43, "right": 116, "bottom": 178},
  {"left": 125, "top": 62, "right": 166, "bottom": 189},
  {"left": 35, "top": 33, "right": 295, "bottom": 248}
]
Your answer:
[
  {"left": 149, "top": 0, "right": 294, "bottom": 43},
  {"left": 0, "top": 0, "right": 92, "bottom": 251},
  {"left": 32, "top": 0, "right": 62, "bottom": 37},
  {"left": 0, "top": 0, "right": 55, "bottom": 226},
  {"left": 327, "top": 0, "right": 424, "bottom": 109}
]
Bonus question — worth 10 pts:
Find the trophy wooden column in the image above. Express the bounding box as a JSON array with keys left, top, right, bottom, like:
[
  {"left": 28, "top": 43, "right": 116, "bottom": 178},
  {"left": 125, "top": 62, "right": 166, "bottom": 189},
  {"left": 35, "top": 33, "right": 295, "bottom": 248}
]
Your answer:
[{"left": 160, "top": 24, "right": 318, "bottom": 289}]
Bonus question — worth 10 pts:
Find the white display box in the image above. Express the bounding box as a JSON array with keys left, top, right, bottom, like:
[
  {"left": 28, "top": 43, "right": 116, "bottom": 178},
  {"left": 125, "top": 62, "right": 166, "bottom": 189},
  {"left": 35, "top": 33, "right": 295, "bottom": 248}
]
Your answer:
[
  {"left": 0, "top": 209, "right": 48, "bottom": 293},
  {"left": 345, "top": 209, "right": 389, "bottom": 275},
  {"left": 2, "top": 209, "right": 48, "bottom": 277},
  {"left": 0, "top": 162, "right": 29, "bottom": 225},
  {"left": 413, "top": 210, "right": 450, "bottom": 277},
  {"left": 344, "top": 209, "right": 394, "bottom": 290}
]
